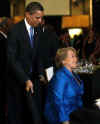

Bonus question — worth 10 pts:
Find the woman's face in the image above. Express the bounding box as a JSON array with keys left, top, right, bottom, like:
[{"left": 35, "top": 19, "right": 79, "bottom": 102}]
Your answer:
[{"left": 63, "top": 50, "right": 78, "bottom": 71}]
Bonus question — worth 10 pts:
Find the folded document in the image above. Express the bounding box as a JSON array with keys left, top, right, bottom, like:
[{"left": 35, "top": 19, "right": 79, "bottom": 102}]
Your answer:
[{"left": 45, "top": 66, "right": 54, "bottom": 82}]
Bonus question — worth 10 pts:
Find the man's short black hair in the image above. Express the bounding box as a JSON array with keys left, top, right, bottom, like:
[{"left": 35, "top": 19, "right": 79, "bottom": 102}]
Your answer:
[{"left": 25, "top": 2, "right": 44, "bottom": 14}]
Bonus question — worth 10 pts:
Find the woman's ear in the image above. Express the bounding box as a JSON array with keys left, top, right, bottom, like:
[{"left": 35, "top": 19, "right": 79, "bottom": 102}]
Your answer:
[{"left": 62, "top": 60, "right": 66, "bottom": 65}]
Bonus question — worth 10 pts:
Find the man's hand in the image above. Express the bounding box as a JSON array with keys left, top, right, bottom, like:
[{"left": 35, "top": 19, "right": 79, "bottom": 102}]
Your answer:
[
  {"left": 62, "top": 121, "right": 70, "bottom": 124},
  {"left": 39, "top": 75, "right": 48, "bottom": 84},
  {"left": 25, "top": 80, "right": 34, "bottom": 93}
]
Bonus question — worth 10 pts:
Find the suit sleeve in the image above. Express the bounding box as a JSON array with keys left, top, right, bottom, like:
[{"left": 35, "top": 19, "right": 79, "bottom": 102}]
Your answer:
[
  {"left": 50, "top": 72, "right": 70, "bottom": 122},
  {"left": 7, "top": 29, "right": 30, "bottom": 85}
]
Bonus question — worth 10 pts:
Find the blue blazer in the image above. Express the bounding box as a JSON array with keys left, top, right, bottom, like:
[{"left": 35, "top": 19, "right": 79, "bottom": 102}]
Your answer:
[{"left": 44, "top": 67, "right": 84, "bottom": 124}]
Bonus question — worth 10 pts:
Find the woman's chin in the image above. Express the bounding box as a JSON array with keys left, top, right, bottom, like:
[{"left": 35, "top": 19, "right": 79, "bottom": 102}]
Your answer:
[{"left": 72, "top": 65, "right": 77, "bottom": 69}]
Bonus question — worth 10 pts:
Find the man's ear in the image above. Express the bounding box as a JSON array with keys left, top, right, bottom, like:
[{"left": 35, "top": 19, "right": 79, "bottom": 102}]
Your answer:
[{"left": 26, "top": 12, "right": 31, "bottom": 19}]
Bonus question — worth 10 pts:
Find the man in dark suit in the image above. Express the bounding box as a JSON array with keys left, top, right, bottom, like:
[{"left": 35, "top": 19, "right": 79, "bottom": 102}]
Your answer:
[
  {"left": 0, "top": 20, "right": 7, "bottom": 124},
  {"left": 6, "top": 2, "right": 44, "bottom": 124},
  {"left": 0, "top": 17, "right": 14, "bottom": 124},
  {"left": 35, "top": 24, "right": 60, "bottom": 124},
  {"left": 37, "top": 24, "right": 59, "bottom": 76}
]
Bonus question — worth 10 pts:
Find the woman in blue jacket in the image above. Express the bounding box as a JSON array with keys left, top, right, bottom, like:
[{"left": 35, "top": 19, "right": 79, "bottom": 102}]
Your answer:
[{"left": 44, "top": 47, "right": 84, "bottom": 124}]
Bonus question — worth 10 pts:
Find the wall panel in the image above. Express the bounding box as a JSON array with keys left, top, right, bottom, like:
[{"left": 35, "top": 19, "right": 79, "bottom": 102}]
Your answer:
[{"left": 26, "top": 0, "right": 70, "bottom": 16}]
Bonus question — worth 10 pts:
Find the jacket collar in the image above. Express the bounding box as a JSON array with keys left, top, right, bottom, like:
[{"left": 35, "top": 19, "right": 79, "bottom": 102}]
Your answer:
[{"left": 62, "top": 66, "right": 73, "bottom": 78}]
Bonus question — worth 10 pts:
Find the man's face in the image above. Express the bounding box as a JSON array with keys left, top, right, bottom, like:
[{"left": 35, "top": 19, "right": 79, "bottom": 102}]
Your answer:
[{"left": 26, "top": 10, "right": 44, "bottom": 27}]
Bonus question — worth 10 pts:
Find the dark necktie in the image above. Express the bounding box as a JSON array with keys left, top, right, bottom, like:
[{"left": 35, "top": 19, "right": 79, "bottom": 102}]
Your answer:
[{"left": 30, "top": 26, "right": 34, "bottom": 48}]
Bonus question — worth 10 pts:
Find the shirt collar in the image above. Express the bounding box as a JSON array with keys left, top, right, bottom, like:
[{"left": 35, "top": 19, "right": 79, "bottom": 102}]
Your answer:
[
  {"left": 62, "top": 66, "right": 73, "bottom": 77},
  {"left": 24, "top": 18, "right": 34, "bottom": 35},
  {"left": 24, "top": 18, "right": 31, "bottom": 32}
]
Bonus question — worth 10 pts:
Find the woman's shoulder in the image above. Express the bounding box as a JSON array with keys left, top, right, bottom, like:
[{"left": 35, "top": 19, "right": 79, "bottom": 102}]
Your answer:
[
  {"left": 55, "top": 67, "right": 66, "bottom": 75},
  {"left": 54, "top": 67, "right": 72, "bottom": 80},
  {"left": 49, "top": 67, "right": 69, "bottom": 86}
]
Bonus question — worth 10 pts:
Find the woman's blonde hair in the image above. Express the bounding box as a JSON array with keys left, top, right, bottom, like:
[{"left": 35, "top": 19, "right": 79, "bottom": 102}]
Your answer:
[{"left": 55, "top": 47, "right": 77, "bottom": 68}]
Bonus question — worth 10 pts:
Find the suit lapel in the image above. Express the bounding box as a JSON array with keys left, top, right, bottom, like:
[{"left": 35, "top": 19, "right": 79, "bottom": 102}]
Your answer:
[
  {"left": 21, "top": 20, "right": 32, "bottom": 48},
  {"left": 20, "top": 21, "right": 42, "bottom": 57}
]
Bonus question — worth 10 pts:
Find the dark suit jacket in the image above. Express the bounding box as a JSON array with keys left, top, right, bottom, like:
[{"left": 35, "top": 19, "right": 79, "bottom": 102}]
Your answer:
[
  {"left": 0, "top": 32, "right": 7, "bottom": 80},
  {"left": 92, "top": 69, "right": 100, "bottom": 99},
  {"left": 32, "top": 28, "right": 60, "bottom": 121},
  {"left": 7, "top": 20, "right": 39, "bottom": 86},
  {"left": 36, "top": 29, "right": 59, "bottom": 77},
  {"left": 0, "top": 32, "right": 7, "bottom": 123},
  {"left": 6, "top": 20, "right": 42, "bottom": 124}
]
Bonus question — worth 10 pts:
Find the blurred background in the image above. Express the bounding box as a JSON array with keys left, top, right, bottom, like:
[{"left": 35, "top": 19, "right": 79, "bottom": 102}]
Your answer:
[{"left": 0, "top": 0, "right": 99, "bottom": 33}]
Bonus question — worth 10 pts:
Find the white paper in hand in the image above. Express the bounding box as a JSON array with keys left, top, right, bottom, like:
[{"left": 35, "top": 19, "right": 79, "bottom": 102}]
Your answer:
[
  {"left": 95, "top": 98, "right": 100, "bottom": 109},
  {"left": 45, "top": 66, "right": 54, "bottom": 82}
]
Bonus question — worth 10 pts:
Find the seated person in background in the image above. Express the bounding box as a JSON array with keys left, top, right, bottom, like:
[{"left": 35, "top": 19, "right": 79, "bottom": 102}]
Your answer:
[
  {"left": 82, "top": 28, "right": 98, "bottom": 62},
  {"left": 73, "top": 34, "right": 83, "bottom": 59},
  {"left": 58, "top": 28, "right": 71, "bottom": 48},
  {"left": 89, "top": 33, "right": 100, "bottom": 64},
  {"left": 44, "top": 47, "right": 84, "bottom": 124}
]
